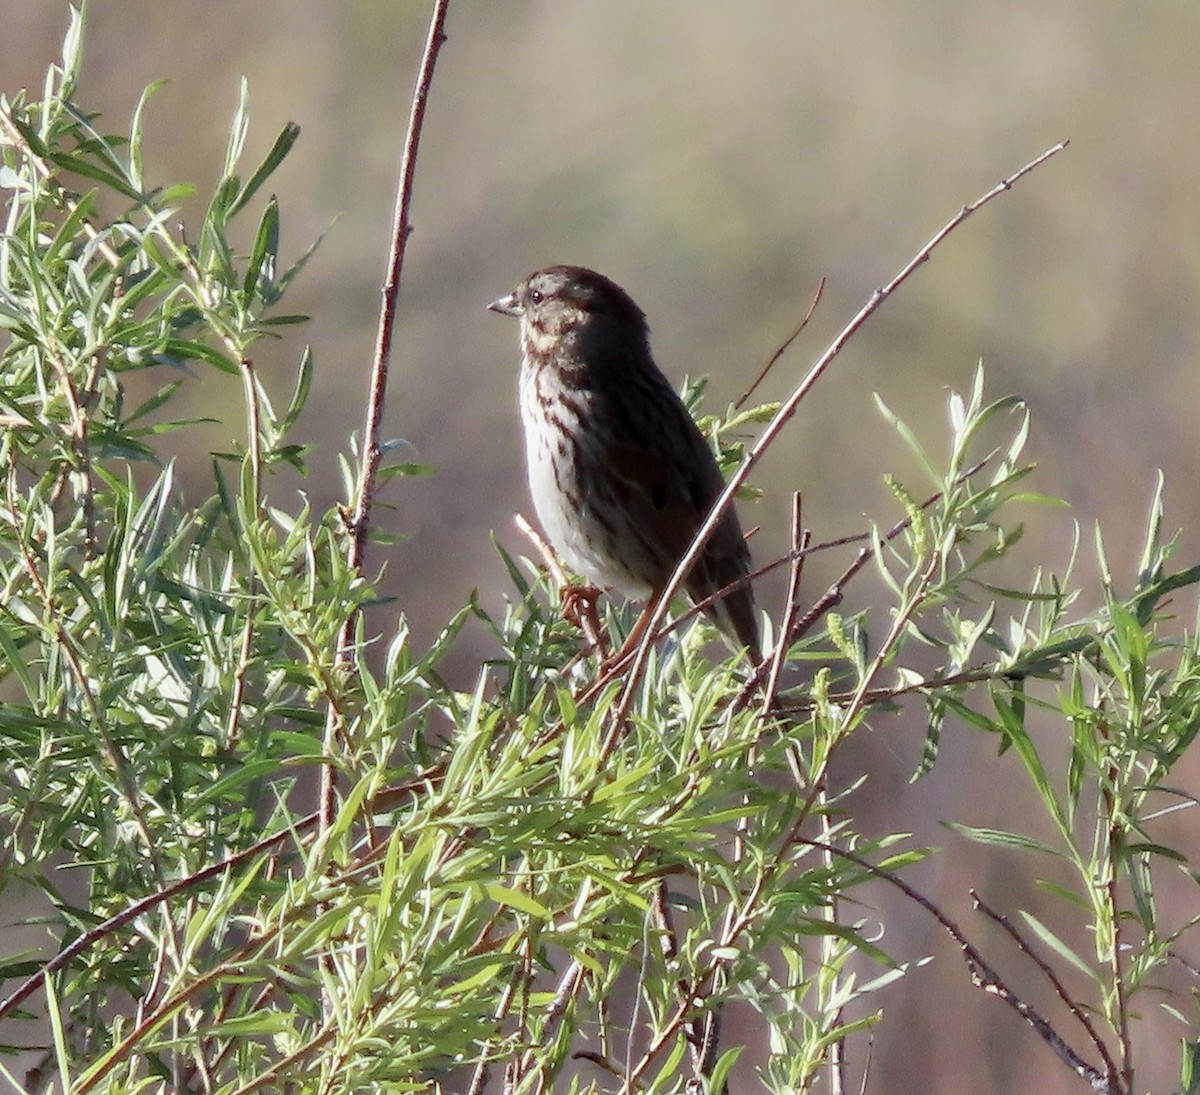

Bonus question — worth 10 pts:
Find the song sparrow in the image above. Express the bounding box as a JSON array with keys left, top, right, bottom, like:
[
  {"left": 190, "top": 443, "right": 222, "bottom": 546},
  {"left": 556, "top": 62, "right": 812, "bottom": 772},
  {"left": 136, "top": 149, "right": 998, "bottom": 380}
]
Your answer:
[{"left": 488, "top": 265, "right": 761, "bottom": 663}]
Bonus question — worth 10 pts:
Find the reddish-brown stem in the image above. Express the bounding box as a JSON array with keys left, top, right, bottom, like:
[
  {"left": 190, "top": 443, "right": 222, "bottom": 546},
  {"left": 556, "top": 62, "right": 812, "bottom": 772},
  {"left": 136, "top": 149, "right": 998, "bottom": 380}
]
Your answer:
[
  {"left": 319, "top": 0, "right": 452, "bottom": 830},
  {"left": 735, "top": 276, "right": 825, "bottom": 410},
  {"left": 762, "top": 491, "right": 809, "bottom": 713}
]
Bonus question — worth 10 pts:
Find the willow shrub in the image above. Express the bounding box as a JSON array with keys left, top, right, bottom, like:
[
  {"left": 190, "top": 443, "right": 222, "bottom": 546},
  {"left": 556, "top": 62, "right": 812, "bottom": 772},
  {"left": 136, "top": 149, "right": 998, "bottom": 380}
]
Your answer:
[{"left": 1, "top": 10, "right": 1199, "bottom": 1095}]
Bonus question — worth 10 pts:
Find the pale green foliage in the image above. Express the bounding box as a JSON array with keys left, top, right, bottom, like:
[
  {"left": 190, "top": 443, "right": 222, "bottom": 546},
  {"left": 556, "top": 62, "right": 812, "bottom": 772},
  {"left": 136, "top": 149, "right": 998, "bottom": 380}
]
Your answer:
[{"left": 1, "top": 11, "right": 1199, "bottom": 1095}]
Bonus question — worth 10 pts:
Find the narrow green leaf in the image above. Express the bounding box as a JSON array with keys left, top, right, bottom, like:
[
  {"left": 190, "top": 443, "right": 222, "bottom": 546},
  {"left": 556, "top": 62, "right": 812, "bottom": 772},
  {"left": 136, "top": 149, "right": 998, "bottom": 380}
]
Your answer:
[
  {"left": 708, "top": 1046, "right": 744, "bottom": 1095},
  {"left": 795, "top": 916, "right": 898, "bottom": 968},
  {"left": 45, "top": 188, "right": 99, "bottom": 263},
  {"left": 1018, "top": 911, "right": 1097, "bottom": 981},
  {"left": 128, "top": 79, "right": 166, "bottom": 190},
  {"left": 230, "top": 121, "right": 301, "bottom": 216},
  {"left": 990, "top": 689, "right": 1065, "bottom": 832},
  {"left": 1033, "top": 879, "right": 1089, "bottom": 910},
  {"left": 126, "top": 380, "right": 183, "bottom": 424},
  {"left": 477, "top": 883, "right": 551, "bottom": 919},
  {"left": 222, "top": 76, "right": 250, "bottom": 178},
  {"left": 60, "top": 4, "right": 84, "bottom": 85},
  {"left": 132, "top": 416, "right": 220, "bottom": 437},
  {"left": 46, "top": 151, "right": 142, "bottom": 201},
  {"left": 378, "top": 462, "right": 435, "bottom": 481},
  {"left": 943, "top": 822, "right": 1060, "bottom": 856},
  {"left": 280, "top": 344, "right": 313, "bottom": 432},
  {"left": 181, "top": 759, "right": 294, "bottom": 819},
  {"left": 1180, "top": 1036, "right": 1200, "bottom": 1095},
  {"left": 647, "top": 1032, "right": 687, "bottom": 1095},
  {"left": 200, "top": 174, "right": 240, "bottom": 279},
  {"left": 936, "top": 693, "right": 1000, "bottom": 734},
  {"left": 243, "top": 194, "right": 279, "bottom": 299},
  {"left": 0, "top": 615, "right": 35, "bottom": 699},
  {"left": 874, "top": 392, "right": 939, "bottom": 486},
  {"left": 0, "top": 956, "right": 45, "bottom": 980},
  {"left": 4, "top": 110, "right": 49, "bottom": 160},
  {"left": 1127, "top": 841, "right": 1187, "bottom": 862},
  {"left": 912, "top": 693, "right": 944, "bottom": 780},
  {"left": 160, "top": 337, "right": 239, "bottom": 374},
  {"left": 274, "top": 221, "right": 326, "bottom": 296}
]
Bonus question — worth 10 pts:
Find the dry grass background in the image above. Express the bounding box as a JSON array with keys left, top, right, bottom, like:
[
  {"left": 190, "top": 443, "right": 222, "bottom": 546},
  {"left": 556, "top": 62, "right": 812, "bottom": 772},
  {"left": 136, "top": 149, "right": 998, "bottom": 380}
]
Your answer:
[{"left": 4, "top": 3, "right": 1200, "bottom": 1092}]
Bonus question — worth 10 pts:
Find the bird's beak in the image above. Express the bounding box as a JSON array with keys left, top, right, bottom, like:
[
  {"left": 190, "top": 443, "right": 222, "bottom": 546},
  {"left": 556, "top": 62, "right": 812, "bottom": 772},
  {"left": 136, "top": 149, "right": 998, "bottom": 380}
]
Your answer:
[{"left": 487, "top": 290, "right": 521, "bottom": 317}]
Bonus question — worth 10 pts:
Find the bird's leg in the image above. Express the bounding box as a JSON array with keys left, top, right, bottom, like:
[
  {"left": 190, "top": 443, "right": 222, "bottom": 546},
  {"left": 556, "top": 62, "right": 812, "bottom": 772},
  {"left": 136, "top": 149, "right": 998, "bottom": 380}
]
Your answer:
[
  {"left": 514, "top": 513, "right": 609, "bottom": 657},
  {"left": 559, "top": 582, "right": 607, "bottom": 656}
]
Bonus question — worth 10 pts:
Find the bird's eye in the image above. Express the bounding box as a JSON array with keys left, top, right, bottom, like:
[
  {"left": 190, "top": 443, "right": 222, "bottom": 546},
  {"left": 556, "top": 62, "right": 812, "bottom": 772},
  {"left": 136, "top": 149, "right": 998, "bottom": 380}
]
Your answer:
[{"left": 529, "top": 289, "right": 544, "bottom": 305}]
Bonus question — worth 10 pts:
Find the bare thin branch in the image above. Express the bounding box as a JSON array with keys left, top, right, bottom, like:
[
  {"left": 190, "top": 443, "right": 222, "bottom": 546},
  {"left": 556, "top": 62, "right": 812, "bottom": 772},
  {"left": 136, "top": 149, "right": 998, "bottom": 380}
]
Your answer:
[
  {"left": 762, "top": 491, "right": 809, "bottom": 713},
  {"left": 736, "top": 276, "right": 825, "bottom": 410},
  {"left": 609, "top": 141, "right": 1069, "bottom": 733},
  {"left": 973, "top": 891, "right": 1121, "bottom": 1090},
  {"left": 319, "top": 0, "right": 452, "bottom": 830},
  {"left": 798, "top": 839, "right": 1116, "bottom": 1095}
]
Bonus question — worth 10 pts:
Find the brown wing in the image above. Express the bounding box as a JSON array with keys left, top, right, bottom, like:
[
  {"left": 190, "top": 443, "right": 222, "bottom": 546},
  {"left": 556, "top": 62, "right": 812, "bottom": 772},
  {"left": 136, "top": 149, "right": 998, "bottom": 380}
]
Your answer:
[
  {"left": 573, "top": 326, "right": 761, "bottom": 660},
  {"left": 602, "top": 425, "right": 760, "bottom": 661}
]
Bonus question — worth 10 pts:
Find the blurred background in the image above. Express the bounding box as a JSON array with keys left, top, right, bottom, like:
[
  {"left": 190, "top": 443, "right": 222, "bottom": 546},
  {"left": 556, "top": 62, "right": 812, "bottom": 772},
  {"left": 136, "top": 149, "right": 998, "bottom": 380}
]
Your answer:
[{"left": 4, "top": 2, "right": 1200, "bottom": 1092}]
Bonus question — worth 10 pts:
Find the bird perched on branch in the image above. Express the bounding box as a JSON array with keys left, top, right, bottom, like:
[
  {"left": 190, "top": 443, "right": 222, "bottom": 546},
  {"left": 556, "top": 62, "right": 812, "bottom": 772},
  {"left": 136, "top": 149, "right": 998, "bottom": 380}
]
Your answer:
[{"left": 489, "top": 264, "right": 761, "bottom": 663}]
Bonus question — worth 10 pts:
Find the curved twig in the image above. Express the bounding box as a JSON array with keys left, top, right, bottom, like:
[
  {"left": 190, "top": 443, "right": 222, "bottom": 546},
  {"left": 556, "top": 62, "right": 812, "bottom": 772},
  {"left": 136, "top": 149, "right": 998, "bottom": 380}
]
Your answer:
[
  {"left": 607, "top": 141, "right": 1069, "bottom": 735},
  {"left": 798, "top": 839, "right": 1117, "bottom": 1095},
  {"left": 319, "top": 0, "right": 452, "bottom": 830},
  {"left": 736, "top": 276, "right": 825, "bottom": 410}
]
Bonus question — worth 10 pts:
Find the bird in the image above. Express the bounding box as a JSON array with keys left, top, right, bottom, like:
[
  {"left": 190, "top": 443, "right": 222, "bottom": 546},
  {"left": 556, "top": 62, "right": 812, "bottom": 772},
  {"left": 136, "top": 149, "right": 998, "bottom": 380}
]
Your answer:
[{"left": 488, "top": 264, "right": 761, "bottom": 663}]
